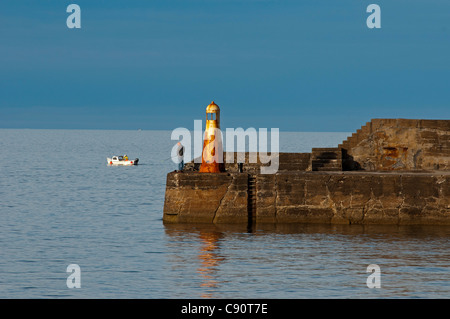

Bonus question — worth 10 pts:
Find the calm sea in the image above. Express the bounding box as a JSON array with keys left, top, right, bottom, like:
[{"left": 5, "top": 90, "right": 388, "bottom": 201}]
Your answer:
[{"left": 1, "top": 129, "right": 449, "bottom": 299}]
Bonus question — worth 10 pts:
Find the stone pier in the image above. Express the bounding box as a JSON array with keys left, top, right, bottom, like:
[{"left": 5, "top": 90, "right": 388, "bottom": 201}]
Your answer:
[{"left": 163, "top": 119, "right": 450, "bottom": 225}]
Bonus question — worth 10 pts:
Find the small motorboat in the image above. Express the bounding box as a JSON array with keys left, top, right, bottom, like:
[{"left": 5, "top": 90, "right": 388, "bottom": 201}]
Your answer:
[{"left": 107, "top": 155, "right": 139, "bottom": 166}]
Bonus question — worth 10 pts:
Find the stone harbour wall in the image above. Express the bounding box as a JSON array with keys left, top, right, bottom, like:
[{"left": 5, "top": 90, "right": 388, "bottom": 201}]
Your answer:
[
  {"left": 340, "top": 119, "right": 450, "bottom": 171},
  {"left": 258, "top": 172, "right": 450, "bottom": 225},
  {"left": 163, "top": 172, "right": 249, "bottom": 223},
  {"left": 164, "top": 119, "right": 450, "bottom": 225},
  {"left": 163, "top": 171, "right": 450, "bottom": 225}
]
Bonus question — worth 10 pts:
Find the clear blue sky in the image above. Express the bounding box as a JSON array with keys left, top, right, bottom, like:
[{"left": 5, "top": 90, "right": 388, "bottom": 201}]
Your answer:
[{"left": 1, "top": 0, "right": 449, "bottom": 132}]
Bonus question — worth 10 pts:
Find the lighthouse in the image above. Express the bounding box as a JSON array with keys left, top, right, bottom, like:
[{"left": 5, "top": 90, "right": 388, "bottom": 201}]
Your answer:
[{"left": 199, "top": 101, "right": 224, "bottom": 173}]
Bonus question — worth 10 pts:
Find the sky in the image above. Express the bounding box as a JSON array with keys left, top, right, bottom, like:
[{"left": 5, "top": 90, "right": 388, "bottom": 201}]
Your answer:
[{"left": 0, "top": 0, "right": 449, "bottom": 132}]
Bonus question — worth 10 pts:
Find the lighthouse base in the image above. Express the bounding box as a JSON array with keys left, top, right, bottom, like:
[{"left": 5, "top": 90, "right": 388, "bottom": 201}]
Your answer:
[{"left": 199, "top": 163, "right": 225, "bottom": 173}]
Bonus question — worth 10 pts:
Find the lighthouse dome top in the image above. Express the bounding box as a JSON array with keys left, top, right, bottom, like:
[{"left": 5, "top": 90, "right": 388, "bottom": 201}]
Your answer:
[{"left": 206, "top": 101, "right": 220, "bottom": 113}]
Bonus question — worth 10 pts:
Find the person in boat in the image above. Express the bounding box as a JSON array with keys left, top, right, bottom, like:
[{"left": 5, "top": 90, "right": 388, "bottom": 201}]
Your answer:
[
  {"left": 177, "top": 142, "right": 184, "bottom": 171},
  {"left": 124, "top": 154, "right": 128, "bottom": 161}
]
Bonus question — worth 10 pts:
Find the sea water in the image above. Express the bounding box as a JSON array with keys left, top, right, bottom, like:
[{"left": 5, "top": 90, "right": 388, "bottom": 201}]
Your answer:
[{"left": 0, "top": 129, "right": 449, "bottom": 298}]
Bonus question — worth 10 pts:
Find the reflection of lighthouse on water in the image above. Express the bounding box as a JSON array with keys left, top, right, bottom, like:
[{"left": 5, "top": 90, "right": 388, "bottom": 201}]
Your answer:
[{"left": 197, "top": 231, "right": 224, "bottom": 298}]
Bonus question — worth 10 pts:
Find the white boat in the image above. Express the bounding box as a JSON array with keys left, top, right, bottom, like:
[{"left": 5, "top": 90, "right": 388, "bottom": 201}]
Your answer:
[{"left": 107, "top": 155, "right": 139, "bottom": 166}]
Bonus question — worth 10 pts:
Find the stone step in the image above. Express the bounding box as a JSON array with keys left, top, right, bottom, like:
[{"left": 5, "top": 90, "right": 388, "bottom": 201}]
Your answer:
[
  {"left": 337, "top": 142, "right": 348, "bottom": 149},
  {"left": 311, "top": 151, "right": 342, "bottom": 160},
  {"left": 312, "top": 160, "right": 342, "bottom": 166},
  {"left": 315, "top": 166, "right": 343, "bottom": 171},
  {"left": 278, "top": 153, "right": 311, "bottom": 162},
  {"left": 313, "top": 154, "right": 341, "bottom": 160},
  {"left": 361, "top": 123, "right": 371, "bottom": 134},
  {"left": 311, "top": 148, "right": 342, "bottom": 160},
  {"left": 338, "top": 121, "right": 372, "bottom": 151},
  {"left": 311, "top": 155, "right": 342, "bottom": 171},
  {"left": 248, "top": 176, "right": 257, "bottom": 219},
  {"left": 311, "top": 146, "right": 343, "bottom": 171},
  {"left": 312, "top": 164, "right": 342, "bottom": 170}
]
